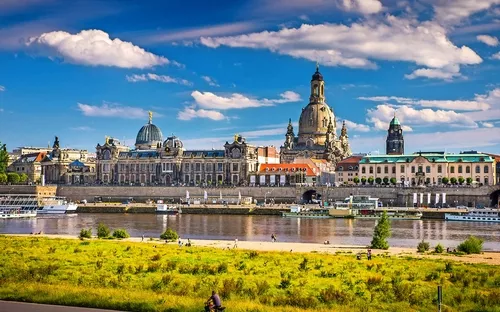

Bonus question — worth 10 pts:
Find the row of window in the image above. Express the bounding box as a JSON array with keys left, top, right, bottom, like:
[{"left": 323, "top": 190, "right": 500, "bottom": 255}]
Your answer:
[
  {"left": 110, "top": 162, "right": 242, "bottom": 173},
  {"left": 360, "top": 164, "right": 490, "bottom": 175},
  {"left": 184, "top": 174, "right": 239, "bottom": 184}
]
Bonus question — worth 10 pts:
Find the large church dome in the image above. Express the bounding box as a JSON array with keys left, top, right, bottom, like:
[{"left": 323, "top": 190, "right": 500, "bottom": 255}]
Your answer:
[{"left": 135, "top": 112, "right": 163, "bottom": 149}]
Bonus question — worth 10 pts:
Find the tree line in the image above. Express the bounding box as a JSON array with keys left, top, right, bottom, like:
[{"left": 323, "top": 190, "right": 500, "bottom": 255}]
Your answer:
[{"left": 0, "top": 141, "right": 29, "bottom": 184}]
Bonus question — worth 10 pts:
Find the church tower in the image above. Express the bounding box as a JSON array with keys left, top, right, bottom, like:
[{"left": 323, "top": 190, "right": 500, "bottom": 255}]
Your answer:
[{"left": 386, "top": 114, "right": 404, "bottom": 155}]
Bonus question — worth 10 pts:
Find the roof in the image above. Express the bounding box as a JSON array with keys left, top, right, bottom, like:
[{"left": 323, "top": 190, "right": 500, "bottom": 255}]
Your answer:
[
  {"left": 118, "top": 150, "right": 159, "bottom": 159},
  {"left": 135, "top": 122, "right": 163, "bottom": 145},
  {"left": 14, "top": 152, "right": 46, "bottom": 164},
  {"left": 336, "top": 155, "right": 363, "bottom": 170},
  {"left": 69, "top": 160, "right": 85, "bottom": 167},
  {"left": 390, "top": 116, "right": 400, "bottom": 126},
  {"left": 259, "top": 163, "right": 317, "bottom": 176},
  {"left": 183, "top": 150, "right": 225, "bottom": 158},
  {"left": 359, "top": 153, "right": 494, "bottom": 164}
]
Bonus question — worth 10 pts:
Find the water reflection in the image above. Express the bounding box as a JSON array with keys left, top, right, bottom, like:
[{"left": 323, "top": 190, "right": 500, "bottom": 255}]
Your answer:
[{"left": 0, "top": 214, "right": 498, "bottom": 250}]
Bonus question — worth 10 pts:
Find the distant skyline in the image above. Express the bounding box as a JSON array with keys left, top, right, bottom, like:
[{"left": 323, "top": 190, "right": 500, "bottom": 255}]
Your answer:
[{"left": 0, "top": 0, "right": 499, "bottom": 154}]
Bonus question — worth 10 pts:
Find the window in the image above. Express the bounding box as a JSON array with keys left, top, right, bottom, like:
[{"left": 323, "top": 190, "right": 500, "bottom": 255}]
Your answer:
[
  {"left": 217, "top": 163, "right": 223, "bottom": 172},
  {"left": 369, "top": 167, "right": 373, "bottom": 174},
  {"left": 362, "top": 167, "right": 366, "bottom": 174},
  {"left": 485, "top": 177, "right": 489, "bottom": 185},
  {"left": 232, "top": 163, "right": 239, "bottom": 171},
  {"left": 458, "top": 165, "right": 462, "bottom": 174},
  {"left": 348, "top": 166, "right": 353, "bottom": 171},
  {"left": 338, "top": 166, "right": 343, "bottom": 171},
  {"left": 206, "top": 163, "right": 212, "bottom": 171},
  {"left": 195, "top": 163, "right": 201, "bottom": 171},
  {"left": 411, "top": 166, "right": 415, "bottom": 173},
  {"left": 437, "top": 165, "right": 442, "bottom": 174},
  {"left": 384, "top": 166, "right": 388, "bottom": 174},
  {"left": 184, "top": 163, "right": 189, "bottom": 171},
  {"left": 475, "top": 165, "right": 480, "bottom": 173},
  {"left": 426, "top": 166, "right": 430, "bottom": 173},
  {"left": 484, "top": 165, "right": 489, "bottom": 173},
  {"left": 400, "top": 165, "right": 404, "bottom": 173},
  {"left": 450, "top": 166, "right": 455, "bottom": 173},
  {"left": 206, "top": 174, "right": 212, "bottom": 182},
  {"left": 392, "top": 167, "right": 396, "bottom": 174},
  {"left": 377, "top": 167, "right": 381, "bottom": 174},
  {"left": 418, "top": 166, "right": 423, "bottom": 173},
  {"left": 466, "top": 166, "right": 470, "bottom": 174},
  {"left": 184, "top": 175, "right": 189, "bottom": 183}
]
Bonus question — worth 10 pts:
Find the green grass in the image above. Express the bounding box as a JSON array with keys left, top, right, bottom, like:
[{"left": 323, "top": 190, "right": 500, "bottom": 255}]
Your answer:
[{"left": 0, "top": 237, "right": 499, "bottom": 312}]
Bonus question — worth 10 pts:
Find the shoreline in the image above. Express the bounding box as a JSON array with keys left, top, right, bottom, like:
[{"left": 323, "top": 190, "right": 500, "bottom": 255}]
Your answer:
[{"left": 5, "top": 233, "right": 500, "bottom": 265}]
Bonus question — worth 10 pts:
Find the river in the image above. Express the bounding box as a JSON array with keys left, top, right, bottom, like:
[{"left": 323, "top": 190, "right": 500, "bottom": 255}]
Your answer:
[{"left": 1, "top": 214, "right": 499, "bottom": 250}]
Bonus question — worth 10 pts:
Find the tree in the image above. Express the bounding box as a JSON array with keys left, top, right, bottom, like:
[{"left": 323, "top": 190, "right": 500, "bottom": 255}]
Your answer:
[
  {"left": 160, "top": 228, "right": 179, "bottom": 241},
  {"left": 0, "top": 172, "right": 6, "bottom": 184},
  {"left": 450, "top": 177, "right": 457, "bottom": 185},
  {"left": 361, "top": 177, "right": 367, "bottom": 185},
  {"left": 368, "top": 177, "right": 374, "bottom": 185},
  {"left": 97, "top": 223, "right": 111, "bottom": 238},
  {"left": 371, "top": 210, "right": 391, "bottom": 249},
  {"left": 375, "top": 177, "right": 382, "bottom": 185},
  {"left": 7, "top": 172, "right": 20, "bottom": 184},
  {"left": 441, "top": 177, "right": 449, "bottom": 184},
  {"left": 457, "top": 236, "right": 483, "bottom": 254},
  {"left": 383, "top": 177, "right": 389, "bottom": 185},
  {"left": 466, "top": 177, "right": 472, "bottom": 185},
  {"left": 0, "top": 142, "right": 8, "bottom": 174},
  {"left": 458, "top": 177, "right": 465, "bottom": 185},
  {"left": 390, "top": 177, "right": 397, "bottom": 185},
  {"left": 353, "top": 176, "right": 360, "bottom": 185},
  {"left": 19, "top": 173, "right": 28, "bottom": 183}
]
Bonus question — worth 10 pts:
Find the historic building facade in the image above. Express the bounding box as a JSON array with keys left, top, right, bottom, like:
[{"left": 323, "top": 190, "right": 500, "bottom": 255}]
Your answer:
[
  {"left": 280, "top": 65, "right": 352, "bottom": 165},
  {"left": 95, "top": 114, "right": 259, "bottom": 186},
  {"left": 8, "top": 151, "right": 47, "bottom": 183},
  {"left": 386, "top": 114, "right": 404, "bottom": 155}
]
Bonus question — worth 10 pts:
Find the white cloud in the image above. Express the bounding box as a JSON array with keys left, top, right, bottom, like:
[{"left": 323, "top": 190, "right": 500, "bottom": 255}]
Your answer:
[
  {"left": 340, "top": 0, "right": 383, "bottom": 15},
  {"left": 481, "top": 122, "right": 495, "bottom": 127},
  {"left": 201, "top": 76, "right": 219, "bottom": 87},
  {"left": 341, "top": 119, "right": 371, "bottom": 132},
  {"left": 70, "top": 126, "right": 94, "bottom": 131},
  {"left": 366, "top": 104, "right": 478, "bottom": 130},
  {"left": 0, "top": 85, "right": 5, "bottom": 91},
  {"left": 77, "top": 102, "right": 158, "bottom": 119},
  {"left": 299, "top": 15, "right": 309, "bottom": 21},
  {"left": 191, "top": 90, "right": 301, "bottom": 110},
  {"left": 126, "top": 73, "right": 192, "bottom": 86},
  {"left": 405, "top": 65, "right": 463, "bottom": 81},
  {"left": 359, "top": 90, "right": 494, "bottom": 111},
  {"left": 432, "top": 0, "right": 500, "bottom": 25},
  {"left": 200, "top": 16, "right": 482, "bottom": 78},
  {"left": 492, "top": 52, "right": 500, "bottom": 59},
  {"left": 27, "top": 29, "right": 170, "bottom": 69},
  {"left": 177, "top": 107, "right": 226, "bottom": 121},
  {"left": 477, "top": 34, "right": 499, "bottom": 46}
]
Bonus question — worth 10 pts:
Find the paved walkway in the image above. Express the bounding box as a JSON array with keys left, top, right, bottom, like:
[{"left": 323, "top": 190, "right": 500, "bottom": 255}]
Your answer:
[{"left": 0, "top": 301, "right": 122, "bottom": 312}]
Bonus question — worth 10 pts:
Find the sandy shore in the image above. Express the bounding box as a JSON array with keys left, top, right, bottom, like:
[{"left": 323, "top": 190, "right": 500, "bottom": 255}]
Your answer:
[{"left": 6, "top": 234, "right": 500, "bottom": 265}]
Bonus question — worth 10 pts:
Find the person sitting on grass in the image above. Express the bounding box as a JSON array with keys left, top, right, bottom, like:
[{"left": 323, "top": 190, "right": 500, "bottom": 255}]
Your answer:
[{"left": 205, "top": 290, "right": 222, "bottom": 311}]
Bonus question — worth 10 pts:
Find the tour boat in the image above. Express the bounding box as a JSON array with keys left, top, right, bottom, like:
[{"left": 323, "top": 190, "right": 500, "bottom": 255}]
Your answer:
[
  {"left": 0, "top": 194, "right": 38, "bottom": 219},
  {"left": 281, "top": 205, "right": 331, "bottom": 218},
  {"left": 38, "top": 197, "right": 78, "bottom": 214},
  {"left": 445, "top": 208, "right": 500, "bottom": 223},
  {"left": 155, "top": 200, "right": 182, "bottom": 215},
  {"left": 354, "top": 209, "right": 423, "bottom": 220}
]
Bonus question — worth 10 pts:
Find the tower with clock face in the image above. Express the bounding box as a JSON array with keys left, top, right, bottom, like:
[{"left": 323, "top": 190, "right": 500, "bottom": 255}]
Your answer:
[{"left": 386, "top": 114, "right": 404, "bottom": 155}]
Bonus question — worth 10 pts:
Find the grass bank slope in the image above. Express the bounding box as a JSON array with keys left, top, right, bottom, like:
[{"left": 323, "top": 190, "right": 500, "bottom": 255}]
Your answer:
[{"left": 0, "top": 236, "right": 499, "bottom": 312}]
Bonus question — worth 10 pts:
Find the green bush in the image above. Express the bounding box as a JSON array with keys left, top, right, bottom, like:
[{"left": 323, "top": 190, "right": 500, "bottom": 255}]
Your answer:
[
  {"left": 466, "top": 177, "right": 472, "bottom": 185},
  {"left": 375, "top": 177, "right": 382, "bottom": 185},
  {"left": 441, "top": 177, "right": 449, "bottom": 184},
  {"left": 383, "top": 177, "right": 389, "bottom": 184},
  {"left": 353, "top": 176, "right": 360, "bottom": 185},
  {"left": 457, "top": 236, "right": 483, "bottom": 254},
  {"left": 97, "top": 223, "right": 110, "bottom": 238},
  {"left": 458, "top": 177, "right": 465, "bottom": 185},
  {"left": 371, "top": 211, "right": 391, "bottom": 249},
  {"left": 7, "top": 172, "right": 20, "bottom": 184},
  {"left": 160, "top": 228, "right": 178, "bottom": 241},
  {"left": 112, "top": 229, "right": 130, "bottom": 239},
  {"left": 434, "top": 243, "right": 444, "bottom": 253},
  {"left": 450, "top": 177, "right": 457, "bottom": 184},
  {"left": 417, "top": 240, "right": 430, "bottom": 253},
  {"left": 390, "top": 177, "right": 397, "bottom": 185},
  {"left": 0, "top": 173, "right": 7, "bottom": 184},
  {"left": 19, "top": 173, "right": 28, "bottom": 183},
  {"left": 79, "top": 228, "right": 92, "bottom": 239},
  {"left": 361, "top": 177, "right": 367, "bottom": 184},
  {"left": 368, "top": 177, "right": 374, "bottom": 185}
]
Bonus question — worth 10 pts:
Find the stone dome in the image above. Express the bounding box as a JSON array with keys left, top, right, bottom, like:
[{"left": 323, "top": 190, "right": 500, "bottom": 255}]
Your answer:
[
  {"left": 297, "top": 102, "right": 335, "bottom": 146},
  {"left": 311, "top": 69, "right": 323, "bottom": 81},
  {"left": 164, "top": 136, "right": 183, "bottom": 149},
  {"left": 135, "top": 121, "right": 163, "bottom": 149}
]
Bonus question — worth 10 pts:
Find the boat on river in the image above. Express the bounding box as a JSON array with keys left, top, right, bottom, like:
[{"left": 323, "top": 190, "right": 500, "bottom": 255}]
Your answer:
[
  {"left": 332, "top": 196, "right": 422, "bottom": 220},
  {"left": 355, "top": 209, "right": 423, "bottom": 220},
  {"left": 155, "top": 200, "right": 182, "bottom": 215},
  {"left": 445, "top": 208, "right": 500, "bottom": 222},
  {"left": 38, "top": 197, "right": 78, "bottom": 214},
  {"left": 281, "top": 205, "right": 331, "bottom": 218},
  {"left": 0, "top": 194, "right": 38, "bottom": 219}
]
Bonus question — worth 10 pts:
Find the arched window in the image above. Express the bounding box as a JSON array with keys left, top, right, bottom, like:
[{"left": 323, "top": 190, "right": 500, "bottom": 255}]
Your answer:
[
  {"left": 384, "top": 166, "right": 388, "bottom": 174},
  {"left": 321, "top": 85, "right": 324, "bottom": 96},
  {"left": 475, "top": 165, "right": 480, "bottom": 173},
  {"left": 458, "top": 165, "right": 462, "bottom": 174},
  {"left": 322, "top": 118, "right": 327, "bottom": 127},
  {"left": 103, "top": 150, "right": 111, "bottom": 160},
  {"left": 484, "top": 165, "right": 489, "bottom": 173},
  {"left": 466, "top": 166, "right": 470, "bottom": 174},
  {"left": 450, "top": 166, "right": 454, "bottom": 173},
  {"left": 362, "top": 167, "right": 366, "bottom": 174},
  {"left": 377, "top": 167, "right": 381, "bottom": 174},
  {"left": 426, "top": 166, "right": 430, "bottom": 173},
  {"left": 369, "top": 167, "right": 373, "bottom": 174},
  {"left": 313, "top": 84, "right": 319, "bottom": 96}
]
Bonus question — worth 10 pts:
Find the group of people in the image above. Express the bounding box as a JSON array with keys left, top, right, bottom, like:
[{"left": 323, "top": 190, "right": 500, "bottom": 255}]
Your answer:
[
  {"left": 357, "top": 249, "right": 372, "bottom": 260},
  {"left": 178, "top": 238, "right": 192, "bottom": 247},
  {"left": 271, "top": 233, "right": 277, "bottom": 242}
]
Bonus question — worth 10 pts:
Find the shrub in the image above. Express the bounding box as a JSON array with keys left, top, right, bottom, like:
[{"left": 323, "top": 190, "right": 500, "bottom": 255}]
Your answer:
[
  {"left": 390, "top": 177, "right": 397, "bottom": 185},
  {"left": 383, "top": 177, "right": 389, "bottom": 185},
  {"left": 434, "top": 243, "right": 444, "bottom": 253},
  {"left": 79, "top": 228, "right": 92, "bottom": 239},
  {"left": 160, "top": 228, "right": 178, "bottom": 241},
  {"left": 458, "top": 177, "right": 465, "bottom": 185},
  {"left": 112, "top": 229, "right": 130, "bottom": 239},
  {"left": 441, "top": 177, "right": 449, "bottom": 184},
  {"left": 417, "top": 239, "right": 430, "bottom": 253},
  {"left": 450, "top": 177, "right": 457, "bottom": 185},
  {"left": 466, "top": 177, "right": 472, "bottom": 185},
  {"left": 361, "top": 177, "right": 367, "bottom": 184},
  {"left": 19, "top": 173, "right": 28, "bottom": 183},
  {"left": 457, "top": 236, "right": 483, "bottom": 254},
  {"left": 0, "top": 173, "right": 7, "bottom": 184},
  {"left": 375, "top": 177, "right": 382, "bottom": 185},
  {"left": 353, "top": 176, "right": 360, "bottom": 185},
  {"left": 371, "top": 210, "right": 391, "bottom": 249},
  {"left": 368, "top": 177, "right": 374, "bottom": 185},
  {"left": 97, "top": 223, "right": 110, "bottom": 238},
  {"left": 7, "top": 172, "right": 20, "bottom": 184},
  {"left": 445, "top": 262, "right": 453, "bottom": 273}
]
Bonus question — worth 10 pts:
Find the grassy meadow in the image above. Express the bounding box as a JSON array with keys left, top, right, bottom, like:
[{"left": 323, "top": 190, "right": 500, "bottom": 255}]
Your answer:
[{"left": 0, "top": 236, "right": 499, "bottom": 312}]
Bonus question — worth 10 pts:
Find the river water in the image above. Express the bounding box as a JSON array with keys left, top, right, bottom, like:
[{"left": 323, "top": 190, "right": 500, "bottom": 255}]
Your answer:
[{"left": 1, "top": 214, "right": 499, "bottom": 250}]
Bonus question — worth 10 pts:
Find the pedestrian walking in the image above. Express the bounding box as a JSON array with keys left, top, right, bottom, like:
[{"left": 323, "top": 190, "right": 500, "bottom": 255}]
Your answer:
[
  {"left": 141, "top": 234, "right": 144, "bottom": 242},
  {"left": 234, "top": 238, "right": 238, "bottom": 248},
  {"left": 367, "top": 249, "right": 372, "bottom": 260}
]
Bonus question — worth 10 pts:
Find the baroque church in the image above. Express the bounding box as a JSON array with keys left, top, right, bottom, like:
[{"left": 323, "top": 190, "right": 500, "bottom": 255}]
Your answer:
[{"left": 280, "top": 65, "right": 352, "bottom": 165}]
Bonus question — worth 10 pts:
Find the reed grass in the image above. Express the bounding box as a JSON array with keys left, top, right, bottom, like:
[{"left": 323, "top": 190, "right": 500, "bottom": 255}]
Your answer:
[{"left": 0, "top": 236, "right": 499, "bottom": 312}]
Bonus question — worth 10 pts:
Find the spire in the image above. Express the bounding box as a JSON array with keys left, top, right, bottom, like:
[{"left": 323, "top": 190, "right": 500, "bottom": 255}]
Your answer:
[
  {"left": 327, "top": 117, "right": 334, "bottom": 133},
  {"left": 316, "top": 61, "right": 319, "bottom": 72},
  {"left": 148, "top": 111, "right": 153, "bottom": 124},
  {"left": 341, "top": 120, "right": 347, "bottom": 137},
  {"left": 286, "top": 118, "right": 294, "bottom": 135}
]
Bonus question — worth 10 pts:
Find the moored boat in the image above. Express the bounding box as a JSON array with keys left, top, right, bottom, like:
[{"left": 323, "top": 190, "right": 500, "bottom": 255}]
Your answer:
[
  {"left": 445, "top": 208, "right": 500, "bottom": 222},
  {"left": 156, "top": 200, "right": 181, "bottom": 215},
  {"left": 0, "top": 194, "right": 39, "bottom": 219},
  {"left": 0, "top": 208, "right": 37, "bottom": 219},
  {"left": 281, "top": 205, "right": 331, "bottom": 218},
  {"left": 38, "top": 197, "right": 78, "bottom": 214}
]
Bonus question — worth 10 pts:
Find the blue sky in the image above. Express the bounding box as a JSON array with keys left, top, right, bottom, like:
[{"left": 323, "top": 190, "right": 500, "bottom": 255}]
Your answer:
[{"left": 0, "top": 0, "right": 499, "bottom": 154}]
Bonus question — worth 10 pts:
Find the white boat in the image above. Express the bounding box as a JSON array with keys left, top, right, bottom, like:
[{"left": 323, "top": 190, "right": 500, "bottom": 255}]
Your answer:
[
  {"left": 355, "top": 209, "right": 423, "bottom": 220},
  {"left": 155, "top": 200, "right": 181, "bottom": 215},
  {"left": 281, "top": 205, "right": 331, "bottom": 218},
  {"left": 0, "top": 194, "right": 38, "bottom": 219},
  {"left": 445, "top": 208, "right": 500, "bottom": 222},
  {"left": 38, "top": 197, "right": 78, "bottom": 214}
]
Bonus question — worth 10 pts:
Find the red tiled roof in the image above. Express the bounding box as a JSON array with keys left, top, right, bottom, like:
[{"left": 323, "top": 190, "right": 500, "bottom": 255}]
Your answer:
[
  {"left": 259, "top": 163, "right": 317, "bottom": 176},
  {"left": 336, "top": 156, "right": 363, "bottom": 170}
]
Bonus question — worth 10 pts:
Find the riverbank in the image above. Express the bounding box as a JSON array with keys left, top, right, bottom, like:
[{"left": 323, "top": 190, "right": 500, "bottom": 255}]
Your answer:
[
  {"left": 1, "top": 235, "right": 499, "bottom": 312},
  {"left": 8, "top": 234, "right": 500, "bottom": 265}
]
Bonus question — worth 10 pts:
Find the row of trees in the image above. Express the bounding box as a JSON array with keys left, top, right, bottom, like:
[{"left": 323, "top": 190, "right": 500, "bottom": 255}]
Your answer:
[
  {"left": 348, "top": 176, "right": 475, "bottom": 185},
  {"left": 0, "top": 141, "right": 31, "bottom": 185}
]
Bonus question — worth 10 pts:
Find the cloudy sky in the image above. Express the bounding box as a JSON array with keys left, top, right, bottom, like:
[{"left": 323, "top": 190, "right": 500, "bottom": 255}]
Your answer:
[{"left": 0, "top": 0, "right": 499, "bottom": 154}]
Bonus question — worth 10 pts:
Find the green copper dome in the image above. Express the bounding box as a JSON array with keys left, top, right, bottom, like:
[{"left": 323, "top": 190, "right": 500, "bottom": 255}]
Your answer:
[{"left": 390, "top": 116, "right": 400, "bottom": 126}]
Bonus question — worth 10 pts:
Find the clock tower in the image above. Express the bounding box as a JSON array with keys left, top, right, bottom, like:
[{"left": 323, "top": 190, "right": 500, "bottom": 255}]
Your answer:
[{"left": 386, "top": 114, "right": 404, "bottom": 155}]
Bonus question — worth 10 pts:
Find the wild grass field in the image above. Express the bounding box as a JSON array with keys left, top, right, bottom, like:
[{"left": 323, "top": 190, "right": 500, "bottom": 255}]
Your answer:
[{"left": 0, "top": 236, "right": 499, "bottom": 312}]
